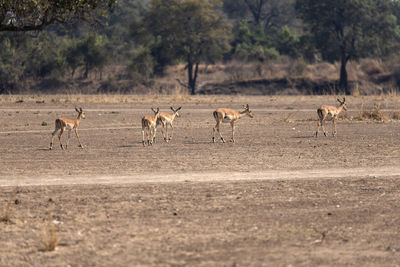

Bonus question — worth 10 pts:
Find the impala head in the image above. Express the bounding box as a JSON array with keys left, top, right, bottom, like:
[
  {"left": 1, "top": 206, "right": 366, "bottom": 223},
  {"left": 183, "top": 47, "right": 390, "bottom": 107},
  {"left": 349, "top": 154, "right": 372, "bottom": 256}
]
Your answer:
[
  {"left": 242, "top": 104, "right": 254, "bottom": 118},
  {"left": 337, "top": 97, "right": 347, "bottom": 111},
  {"left": 151, "top": 107, "right": 160, "bottom": 119},
  {"left": 171, "top": 106, "right": 182, "bottom": 117},
  {"left": 75, "top": 107, "right": 85, "bottom": 119}
]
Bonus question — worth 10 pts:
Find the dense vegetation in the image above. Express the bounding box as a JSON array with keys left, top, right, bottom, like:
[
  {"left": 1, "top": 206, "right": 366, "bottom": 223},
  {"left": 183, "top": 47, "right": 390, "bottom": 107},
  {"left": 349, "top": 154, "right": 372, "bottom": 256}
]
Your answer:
[{"left": 1, "top": 0, "right": 400, "bottom": 95}]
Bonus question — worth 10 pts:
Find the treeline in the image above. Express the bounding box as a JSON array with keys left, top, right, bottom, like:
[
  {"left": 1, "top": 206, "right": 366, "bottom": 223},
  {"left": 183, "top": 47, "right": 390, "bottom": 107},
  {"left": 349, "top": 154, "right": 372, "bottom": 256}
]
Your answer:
[{"left": 1, "top": 0, "right": 399, "bottom": 94}]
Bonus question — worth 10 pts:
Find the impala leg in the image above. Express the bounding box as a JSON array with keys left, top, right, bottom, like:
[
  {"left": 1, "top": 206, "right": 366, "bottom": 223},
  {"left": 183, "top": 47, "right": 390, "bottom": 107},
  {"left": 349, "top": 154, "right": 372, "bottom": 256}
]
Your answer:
[
  {"left": 230, "top": 121, "right": 235, "bottom": 142},
  {"left": 164, "top": 123, "right": 169, "bottom": 142},
  {"left": 58, "top": 128, "right": 65, "bottom": 150},
  {"left": 169, "top": 123, "right": 174, "bottom": 141},
  {"left": 160, "top": 122, "right": 166, "bottom": 142},
  {"left": 152, "top": 126, "right": 157, "bottom": 144},
  {"left": 212, "top": 125, "right": 217, "bottom": 143},
  {"left": 147, "top": 127, "right": 152, "bottom": 145},
  {"left": 65, "top": 129, "right": 72, "bottom": 149},
  {"left": 146, "top": 128, "right": 151, "bottom": 145},
  {"left": 50, "top": 128, "right": 59, "bottom": 150},
  {"left": 74, "top": 128, "right": 84, "bottom": 148},
  {"left": 321, "top": 118, "right": 327, "bottom": 137},
  {"left": 216, "top": 123, "right": 225, "bottom": 143},
  {"left": 142, "top": 127, "right": 146, "bottom": 147},
  {"left": 163, "top": 123, "right": 168, "bottom": 143},
  {"left": 316, "top": 119, "right": 321, "bottom": 137},
  {"left": 332, "top": 117, "right": 337, "bottom": 137}
]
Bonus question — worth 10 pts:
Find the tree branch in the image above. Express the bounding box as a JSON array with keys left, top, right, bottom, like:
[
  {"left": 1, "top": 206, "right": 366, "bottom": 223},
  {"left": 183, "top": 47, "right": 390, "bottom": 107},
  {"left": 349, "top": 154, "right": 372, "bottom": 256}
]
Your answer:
[{"left": 176, "top": 78, "right": 189, "bottom": 89}]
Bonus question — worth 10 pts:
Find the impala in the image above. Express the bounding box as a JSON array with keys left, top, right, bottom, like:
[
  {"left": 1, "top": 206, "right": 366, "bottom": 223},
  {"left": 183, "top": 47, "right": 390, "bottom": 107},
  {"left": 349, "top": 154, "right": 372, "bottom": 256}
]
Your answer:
[
  {"left": 212, "top": 104, "right": 254, "bottom": 143},
  {"left": 157, "top": 106, "right": 182, "bottom": 142},
  {"left": 50, "top": 107, "right": 86, "bottom": 150},
  {"left": 316, "top": 97, "right": 347, "bottom": 137},
  {"left": 141, "top": 107, "right": 160, "bottom": 146}
]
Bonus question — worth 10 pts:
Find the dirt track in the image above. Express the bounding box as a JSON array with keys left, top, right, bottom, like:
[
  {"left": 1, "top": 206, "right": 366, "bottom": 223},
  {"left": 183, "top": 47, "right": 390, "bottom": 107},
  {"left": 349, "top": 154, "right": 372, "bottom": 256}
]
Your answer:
[{"left": 1, "top": 95, "right": 400, "bottom": 266}]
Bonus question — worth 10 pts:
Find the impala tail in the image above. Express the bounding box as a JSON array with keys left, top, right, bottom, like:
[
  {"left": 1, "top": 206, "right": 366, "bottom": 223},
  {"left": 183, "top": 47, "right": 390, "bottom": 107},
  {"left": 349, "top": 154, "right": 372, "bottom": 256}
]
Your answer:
[
  {"left": 317, "top": 108, "right": 323, "bottom": 119},
  {"left": 213, "top": 110, "right": 218, "bottom": 119}
]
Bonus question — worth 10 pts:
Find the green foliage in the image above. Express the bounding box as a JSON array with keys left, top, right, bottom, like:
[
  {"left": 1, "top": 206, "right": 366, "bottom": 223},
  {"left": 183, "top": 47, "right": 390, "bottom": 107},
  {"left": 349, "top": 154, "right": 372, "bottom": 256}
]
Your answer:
[
  {"left": 77, "top": 34, "right": 109, "bottom": 78},
  {"left": 275, "top": 26, "right": 300, "bottom": 59},
  {"left": 134, "top": 0, "right": 232, "bottom": 94},
  {"left": 296, "top": 0, "right": 399, "bottom": 92},
  {"left": 25, "top": 33, "right": 69, "bottom": 78},
  {"left": 128, "top": 46, "right": 155, "bottom": 79},
  {"left": 232, "top": 19, "right": 279, "bottom": 61},
  {"left": 0, "top": 0, "right": 117, "bottom": 31},
  {"left": 296, "top": 0, "right": 398, "bottom": 61},
  {"left": 1, "top": 0, "right": 400, "bottom": 95},
  {"left": 223, "top": 0, "right": 300, "bottom": 31}
]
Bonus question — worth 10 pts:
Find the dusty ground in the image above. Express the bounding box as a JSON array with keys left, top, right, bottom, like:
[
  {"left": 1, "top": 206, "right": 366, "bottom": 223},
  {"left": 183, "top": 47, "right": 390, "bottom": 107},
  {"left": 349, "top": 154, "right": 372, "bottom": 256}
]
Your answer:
[{"left": 1, "top": 95, "right": 400, "bottom": 266}]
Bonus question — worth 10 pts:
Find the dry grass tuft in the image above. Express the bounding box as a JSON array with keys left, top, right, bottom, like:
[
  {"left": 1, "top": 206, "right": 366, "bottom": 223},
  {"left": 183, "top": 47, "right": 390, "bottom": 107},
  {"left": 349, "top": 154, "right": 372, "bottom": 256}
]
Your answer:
[
  {"left": 355, "top": 103, "right": 388, "bottom": 122},
  {"left": 359, "top": 59, "right": 384, "bottom": 77},
  {"left": 41, "top": 218, "right": 58, "bottom": 252},
  {"left": 390, "top": 111, "right": 400, "bottom": 120},
  {"left": 282, "top": 112, "right": 296, "bottom": 123},
  {"left": 0, "top": 185, "right": 19, "bottom": 224},
  {"left": 304, "top": 62, "right": 338, "bottom": 81}
]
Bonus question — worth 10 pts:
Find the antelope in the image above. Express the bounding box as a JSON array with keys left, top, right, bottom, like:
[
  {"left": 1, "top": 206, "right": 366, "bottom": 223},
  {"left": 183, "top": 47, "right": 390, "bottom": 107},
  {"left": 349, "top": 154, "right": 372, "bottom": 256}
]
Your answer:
[
  {"left": 50, "top": 107, "right": 86, "bottom": 150},
  {"left": 141, "top": 107, "right": 160, "bottom": 146},
  {"left": 316, "top": 97, "right": 347, "bottom": 137},
  {"left": 212, "top": 104, "right": 254, "bottom": 143},
  {"left": 157, "top": 106, "right": 182, "bottom": 142}
]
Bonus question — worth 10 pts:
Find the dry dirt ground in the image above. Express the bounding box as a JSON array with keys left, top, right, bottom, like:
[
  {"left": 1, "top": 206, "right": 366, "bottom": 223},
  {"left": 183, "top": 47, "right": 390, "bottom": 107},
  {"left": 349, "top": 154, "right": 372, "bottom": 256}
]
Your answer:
[{"left": 1, "top": 95, "right": 400, "bottom": 266}]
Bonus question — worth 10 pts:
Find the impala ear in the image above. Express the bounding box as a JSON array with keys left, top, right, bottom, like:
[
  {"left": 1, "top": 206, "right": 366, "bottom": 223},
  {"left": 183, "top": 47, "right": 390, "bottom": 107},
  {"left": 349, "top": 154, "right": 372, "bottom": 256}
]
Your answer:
[
  {"left": 75, "top": 107, "right": 80, "bottom": 113},
  {"left": 170, "top": 106, "right": 174, "bottom": 111},
  {"left": 177, "top": 107, "right": 182, "bottom": 111},
  {"left": 156, "top": 107, "right": 160, "bottom": 113},
  {"left": 337, "top": 98, "right": 341, "bottom": 103},
  {"left": 246, "top": 104, "right": 249, "bottom": 109},
  {"left": 151, "top": 107, "right": 156, "bottom": 113},
  {"left": 343, "top": 97, "right": 346, "bottom": 102},
  {"left": 80, "top": 107, "right": 83, "bottom": 112}
]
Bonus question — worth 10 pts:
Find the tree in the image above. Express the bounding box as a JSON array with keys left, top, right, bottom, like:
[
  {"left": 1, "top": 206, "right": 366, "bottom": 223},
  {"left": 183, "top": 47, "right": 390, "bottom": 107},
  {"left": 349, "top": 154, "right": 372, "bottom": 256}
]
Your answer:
[
  {"left": 77, "top": 34, "right": 109, "bottom": 79},
  {"left": 275, "top": 25, "right": 300, "bottom": 59},
  {"left": 0, "top": 0, "right": 116, "bottom": 32},
  {"left": 296, "top": 0, "right": 398, "bottom": 94},
  {"left": 232, "top": 19, "right": 279, "bottom": 61},
  {"left": 135, "top": 0, "right": 232, "bottom": 94},
  {"left": 223, "top": 0, "right": 299, "bottom": 31}
]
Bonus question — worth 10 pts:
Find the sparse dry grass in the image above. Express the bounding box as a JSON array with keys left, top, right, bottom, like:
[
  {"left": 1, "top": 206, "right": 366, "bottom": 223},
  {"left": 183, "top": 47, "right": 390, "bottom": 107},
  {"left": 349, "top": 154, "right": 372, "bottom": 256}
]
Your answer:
[
  {"left": 0, "top": 185, "right": 19, "bottom": 224},
  {"left": 0, "top": 93, "right": 271, "bottom": 104},
  {"left": 41, "top": 219, "right": 58, "bottom": 252},
  {"left": 4, "top": 58, "right": 400, "bottom": 96},
  {"left": 390, "top": 111, "right": 400, "bottom": 120},
  {"left": 354, "top": 103, "right": 389, "bottom": 122}
]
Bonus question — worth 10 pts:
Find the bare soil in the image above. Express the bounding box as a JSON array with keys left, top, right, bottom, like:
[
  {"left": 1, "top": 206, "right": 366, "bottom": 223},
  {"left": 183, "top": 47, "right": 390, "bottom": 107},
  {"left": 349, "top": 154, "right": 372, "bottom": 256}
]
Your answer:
[{"left": 1, "top": 95, "right": 400, "bottom": 266}]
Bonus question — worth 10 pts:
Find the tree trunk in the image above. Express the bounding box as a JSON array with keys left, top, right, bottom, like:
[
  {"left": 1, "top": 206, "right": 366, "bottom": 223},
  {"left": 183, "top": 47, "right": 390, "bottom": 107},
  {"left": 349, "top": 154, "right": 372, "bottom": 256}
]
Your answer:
[
  {"left": 339, "top": 51, "right": 350, "bottom": 95},
  {"left": 84, "top": 62, "right": 89, "bottom": 79},
  {"left": 187, "top": 60, "right": 199, "bottom": 95}
]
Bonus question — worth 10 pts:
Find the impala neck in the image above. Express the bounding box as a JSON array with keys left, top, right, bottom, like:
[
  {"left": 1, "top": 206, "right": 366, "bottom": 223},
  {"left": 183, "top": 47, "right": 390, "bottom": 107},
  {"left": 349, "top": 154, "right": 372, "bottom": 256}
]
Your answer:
[
  {"left": 337, "top": 104, "right": 345, "bottom": 113},
  {"left": 171, "top": 112, "right": 178, "bottom": 120},
  {"left": 76, "top": 113, "right": 83, "bottom": 124},
  {"left": 238, "top": 110, "right": 248, "bottom": 118}
]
